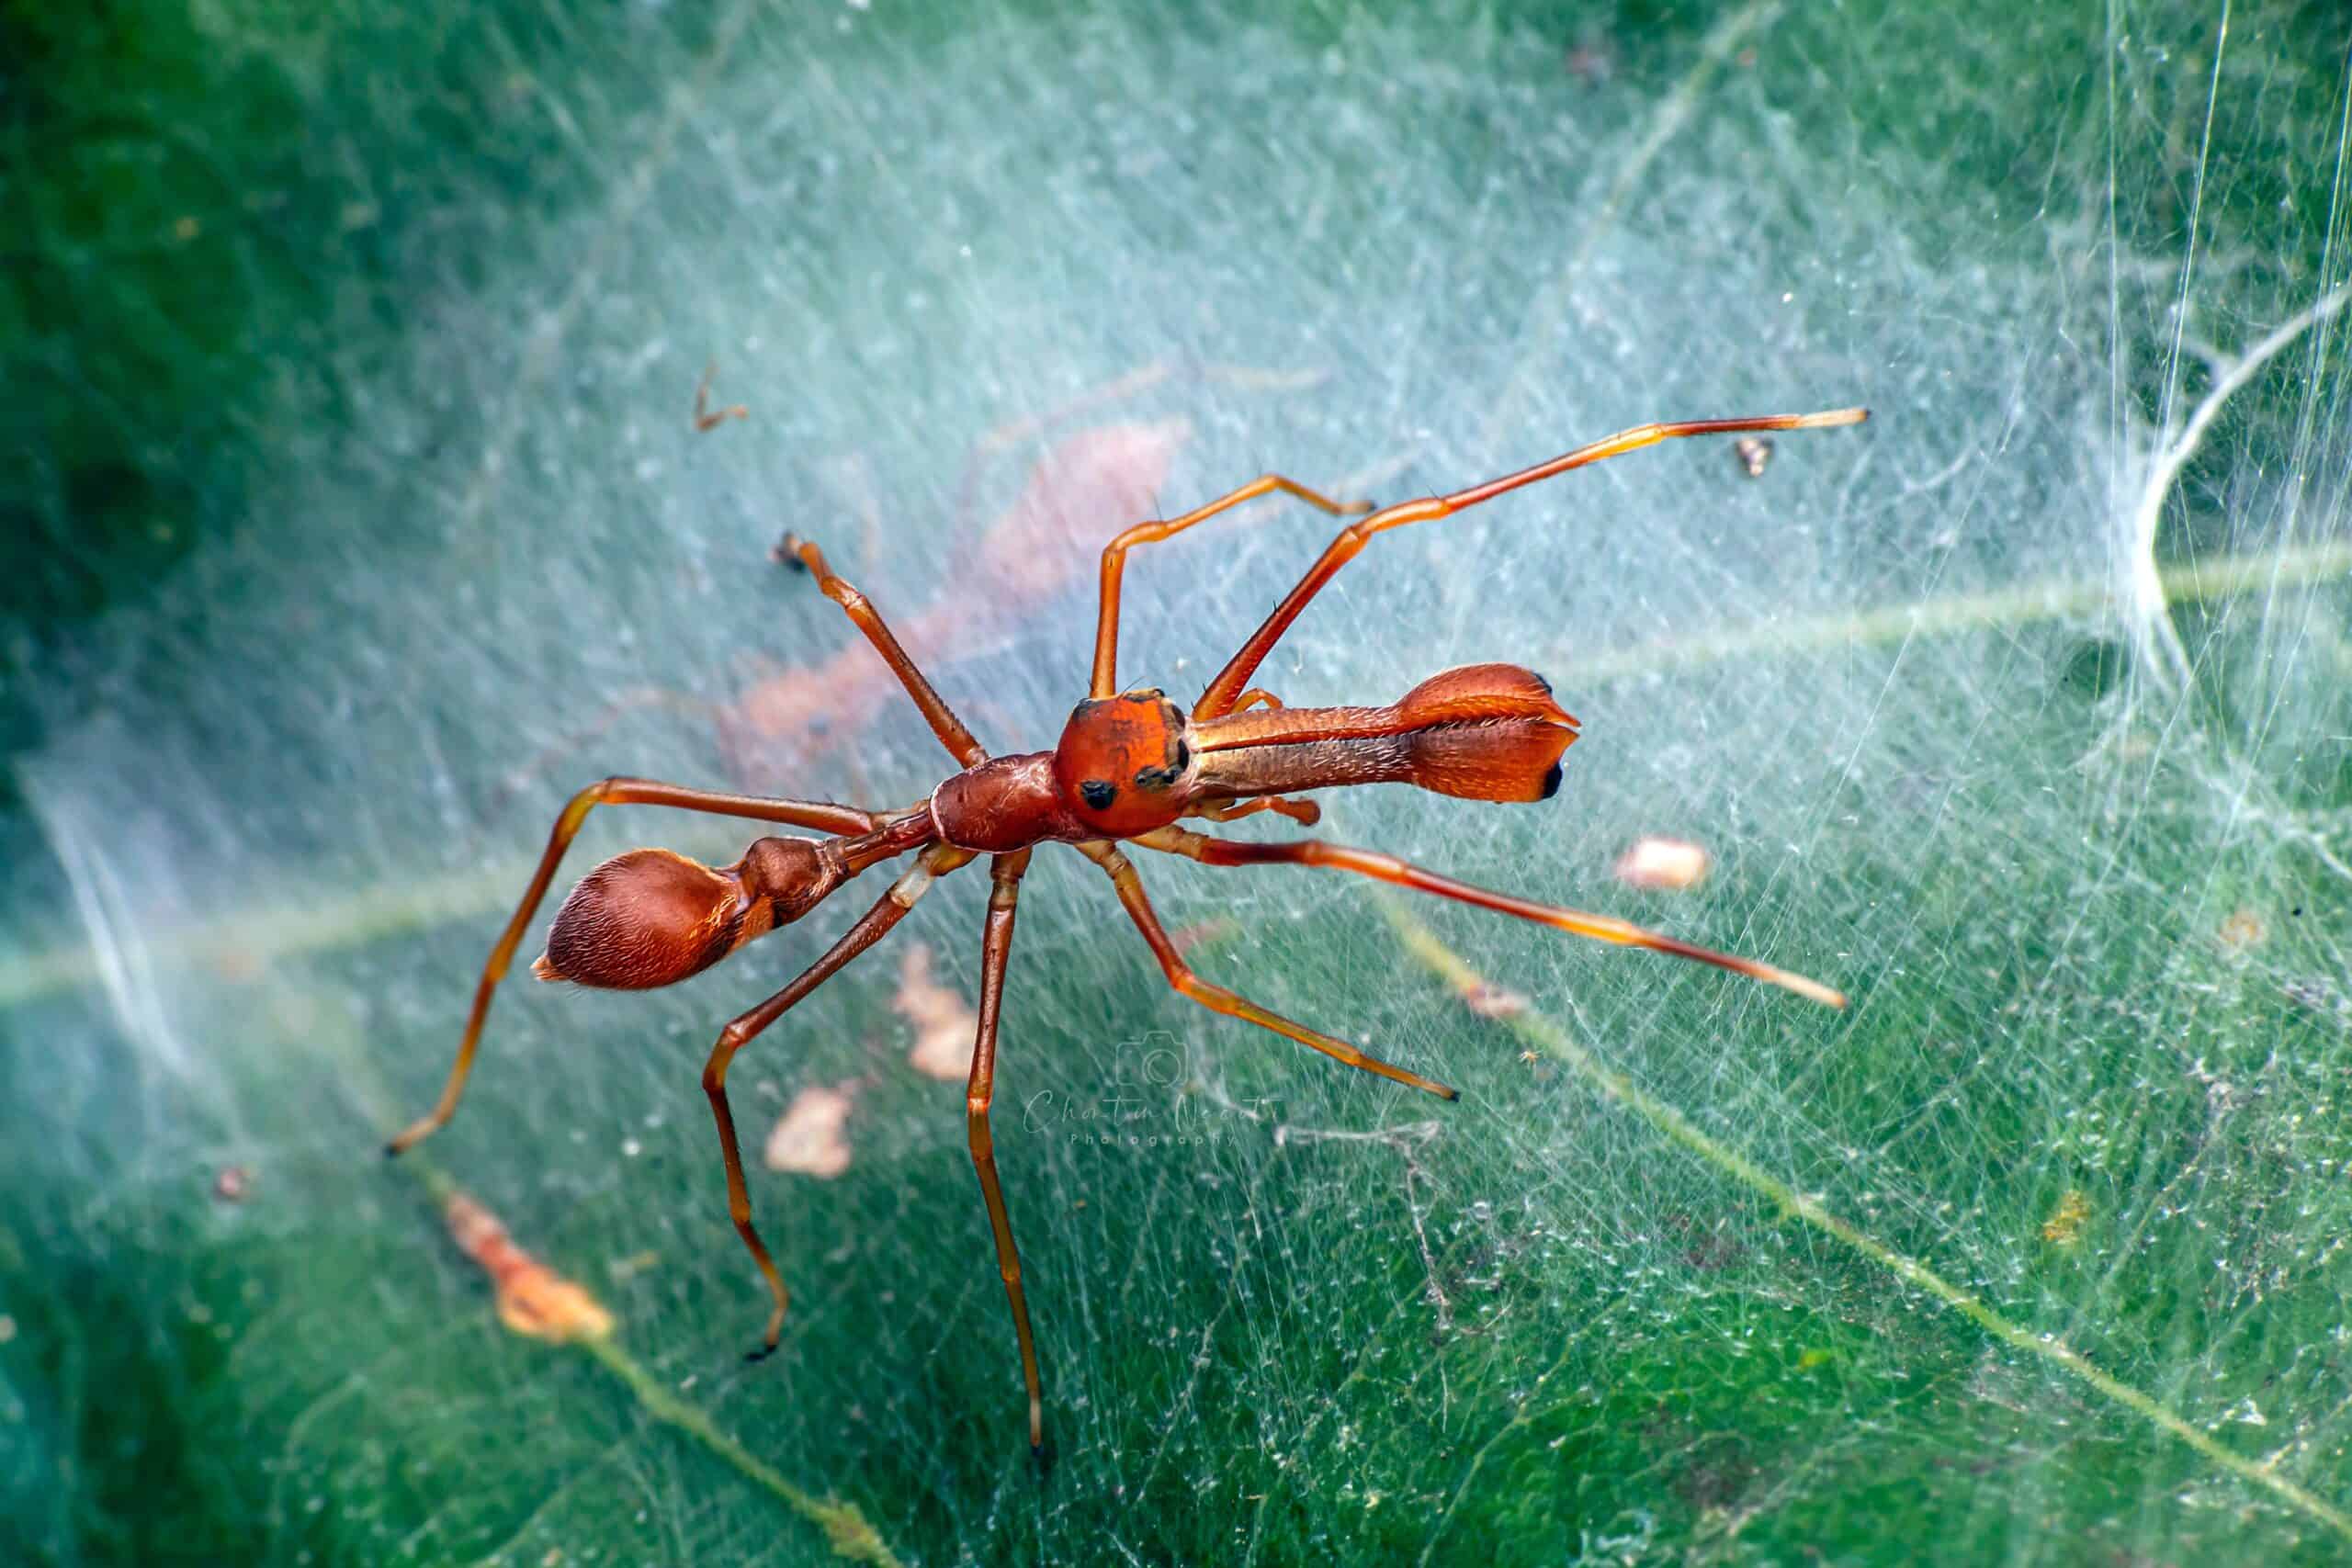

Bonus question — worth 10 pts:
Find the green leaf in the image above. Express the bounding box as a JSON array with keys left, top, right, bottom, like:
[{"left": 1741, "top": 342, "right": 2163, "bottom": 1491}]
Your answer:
[{"left": 7, "top": 1, "right": 2352, "bottom": 1562}]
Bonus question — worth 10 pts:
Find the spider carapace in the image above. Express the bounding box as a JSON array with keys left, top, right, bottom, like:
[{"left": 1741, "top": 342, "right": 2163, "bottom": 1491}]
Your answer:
[{"left": 390, "top": 404, "right": 1868, "bottom": 1455}]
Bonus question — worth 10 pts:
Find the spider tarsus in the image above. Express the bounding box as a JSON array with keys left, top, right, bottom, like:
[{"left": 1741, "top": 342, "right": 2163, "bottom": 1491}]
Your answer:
[{"left": 745, "top": 1341, "right": 780, "bottom": 1364}]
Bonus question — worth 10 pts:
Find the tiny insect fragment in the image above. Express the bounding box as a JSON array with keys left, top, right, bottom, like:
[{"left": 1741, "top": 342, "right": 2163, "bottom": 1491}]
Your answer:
[
  {"left": 2041, "top": 1190, "right": 2090, "bottom": 1246},
  {"left": 444, "top": 1190, "right": 615, "bottom": 1344},
  {"left": 692, "top": 363, "right": 748, "bottom": 433},
  {"left": 1614, "top": 836, "right": 1713, "bottom": 891},
  {"left": 1564, "top": 30, "right": 1616, "bottom": 84},
  {"left": 1456, "top": 979, "right": 1531, "bottom": 1020},
  {"left": 763, "top": 1084, "right": 857, "bottom": 1178},
  {"left": 1732, "top": 436, "right": 1773, "bottom": 479},
  {"left": 2218, "top": 908, "right": 2266, "bottom": 954},
  {"left": 894, "top": 942, "right": 979, "bottom": 1081}
]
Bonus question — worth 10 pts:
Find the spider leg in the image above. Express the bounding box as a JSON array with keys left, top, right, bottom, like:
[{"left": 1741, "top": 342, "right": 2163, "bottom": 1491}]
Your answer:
[
  {"left": 388, "top": 778, "right": 883, "bottom": 1156},
  {"left": 967, "top": 849, "right": 1046, "bottom": 1454},
  {"left": 1193, "top": 408, "right": 1869, "bottom": 719},
  {"left": 1092, "top": 476, "right": 1373, "bottom": 697},
  {"left": 779, "top": 534, "right": 988, "bottom": 767},
  {"left": 1073, "top": 840, "right": 1457, "bottom": 1100},
  {"left": 707, "top": 843, "right": 974, "bottom": 1360},
  {"left": 1130, "top": 827, "right": 1846, "bottom": 1010}
]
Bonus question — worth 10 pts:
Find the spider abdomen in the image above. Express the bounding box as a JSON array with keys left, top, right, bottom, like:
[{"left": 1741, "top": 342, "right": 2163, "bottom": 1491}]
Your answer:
[
  {"left": 533, "top": 835, "right": 844, "bottom": 989},
  {"left": 533, "top": 847, "right": 762, "bottom": 989}
]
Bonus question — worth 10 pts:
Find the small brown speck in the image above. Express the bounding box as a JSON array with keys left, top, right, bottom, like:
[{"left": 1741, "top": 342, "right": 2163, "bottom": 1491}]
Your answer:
[
  {"left": 2041, "top": 1190, "right": 2090, "bottom": 1245},
  {"left": 693, "top": 363, "right": 748, "bottom": 433},
  {"left": 2219, "top": 908, "right": 2266, "bottom": 954},
  {"left": 1564, "top": 33, "right": 1616, "bottom": 85}
]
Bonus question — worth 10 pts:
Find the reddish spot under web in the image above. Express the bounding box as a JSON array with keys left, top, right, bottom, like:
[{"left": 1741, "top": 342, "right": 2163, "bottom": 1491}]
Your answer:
[{"left": 718, "top": 420, "right": 1193, "bottom": 788}]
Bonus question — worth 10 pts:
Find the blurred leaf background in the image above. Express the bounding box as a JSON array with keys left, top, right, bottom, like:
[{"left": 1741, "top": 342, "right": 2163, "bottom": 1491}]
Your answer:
[{"left": 5, "top": 1, "right": 2351, "bottom": 1563}]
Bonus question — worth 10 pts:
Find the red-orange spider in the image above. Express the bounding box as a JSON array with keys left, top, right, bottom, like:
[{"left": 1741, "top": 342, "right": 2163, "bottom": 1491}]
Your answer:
[{"left": 389, "top": 404, "right": 1868, "bottom": 1454}]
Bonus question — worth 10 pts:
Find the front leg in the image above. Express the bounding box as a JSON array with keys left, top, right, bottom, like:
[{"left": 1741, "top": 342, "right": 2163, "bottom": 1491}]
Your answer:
[
  {"left": 1193, "top": 408, "right": 1868, "bottom": 718},
  {"left": 779, "top": 533, "right": 988, "bottom": 768},
  {"left": 1091, "top": 476, "right": 1373, "bottom": 698}
]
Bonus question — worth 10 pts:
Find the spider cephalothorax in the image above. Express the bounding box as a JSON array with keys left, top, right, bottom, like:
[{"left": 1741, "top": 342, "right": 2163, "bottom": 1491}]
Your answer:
[{"left": 1052, "top": 687, "right": 1194, "bottom": 835}]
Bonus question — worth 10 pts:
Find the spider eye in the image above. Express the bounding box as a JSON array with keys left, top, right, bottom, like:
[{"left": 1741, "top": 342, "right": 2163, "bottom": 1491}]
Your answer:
[{"left": 1080, "top": 779, "right": 1117, "bottom": 810}]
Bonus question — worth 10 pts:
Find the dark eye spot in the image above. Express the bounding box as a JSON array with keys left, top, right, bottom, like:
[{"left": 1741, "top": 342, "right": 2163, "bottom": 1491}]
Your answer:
[
  {"left": 1080, "top": 779, "right": 1117, "bottom": 810},
  {"left": 1173, "top": 739, "right": 1191, "bottom": 770},
  {"left": 1540, "top": 761, "right": 1564, "bottom": 800}
]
